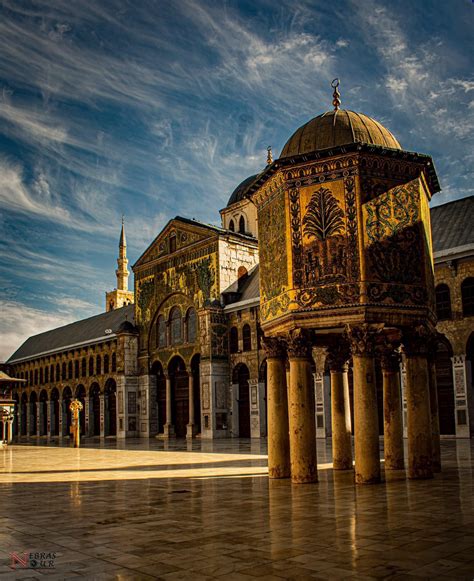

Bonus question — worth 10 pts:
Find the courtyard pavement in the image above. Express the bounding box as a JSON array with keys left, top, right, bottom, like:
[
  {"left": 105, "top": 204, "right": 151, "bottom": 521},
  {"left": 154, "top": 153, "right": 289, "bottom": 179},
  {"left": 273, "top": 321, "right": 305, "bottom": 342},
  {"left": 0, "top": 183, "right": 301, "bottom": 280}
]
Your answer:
[{"left": 1, "top": 438, "right": 473, "bottom": 580}]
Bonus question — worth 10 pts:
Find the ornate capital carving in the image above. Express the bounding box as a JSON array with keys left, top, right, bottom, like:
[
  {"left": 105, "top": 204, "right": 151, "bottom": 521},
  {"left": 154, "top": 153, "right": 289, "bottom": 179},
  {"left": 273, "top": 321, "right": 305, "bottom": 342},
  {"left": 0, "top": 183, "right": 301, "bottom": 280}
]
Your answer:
[
  {"left": 326, "top": 340, "right": 351, "bottom": 372},
  {"left": 345, "top": 324, "right": 381, "bottom": 357},
  {"left": 261, "top": 336, "right": 286, "bottom": 359},
  {"left": 286, "top": 328, "right": 312, "bottom": 359},
  {"left": 402, "top": 324, "right": 431, "bottom": 357},
  {"left": 378, "top": 336, "right": 401, "bottom": 373}
]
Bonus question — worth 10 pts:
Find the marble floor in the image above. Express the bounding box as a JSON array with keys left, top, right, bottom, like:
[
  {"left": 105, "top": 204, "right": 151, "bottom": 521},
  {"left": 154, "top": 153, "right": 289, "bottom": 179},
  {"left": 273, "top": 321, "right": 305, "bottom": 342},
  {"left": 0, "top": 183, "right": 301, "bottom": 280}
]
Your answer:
[{"left": 1, "top": 439, "right": 473, "bottom": 580}]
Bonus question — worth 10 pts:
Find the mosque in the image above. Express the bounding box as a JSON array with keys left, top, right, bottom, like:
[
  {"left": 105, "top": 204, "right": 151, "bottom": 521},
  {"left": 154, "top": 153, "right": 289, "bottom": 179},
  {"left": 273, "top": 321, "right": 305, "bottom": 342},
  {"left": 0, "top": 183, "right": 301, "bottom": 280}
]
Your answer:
[{"left": 3, "top": 84, "right": 474, "bottom": 483}]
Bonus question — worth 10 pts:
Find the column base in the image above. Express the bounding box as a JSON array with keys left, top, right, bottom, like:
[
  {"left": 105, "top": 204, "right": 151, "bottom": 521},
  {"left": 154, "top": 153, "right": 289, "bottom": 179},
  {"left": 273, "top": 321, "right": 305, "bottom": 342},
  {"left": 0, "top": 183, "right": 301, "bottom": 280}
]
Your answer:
[
  {"left": 186, "top": 423, "right": 198, "bottom": 439},
  {"left": 162, "top": 423, "right": 175, "bottom": 439}
]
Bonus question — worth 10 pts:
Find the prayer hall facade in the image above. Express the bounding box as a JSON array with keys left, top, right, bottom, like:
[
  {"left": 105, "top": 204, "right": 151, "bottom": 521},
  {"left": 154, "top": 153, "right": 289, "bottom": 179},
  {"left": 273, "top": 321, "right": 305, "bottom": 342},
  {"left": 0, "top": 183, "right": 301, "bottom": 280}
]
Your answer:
[{"left": 4, "top": 88, "right": 474, "bottom": 482}]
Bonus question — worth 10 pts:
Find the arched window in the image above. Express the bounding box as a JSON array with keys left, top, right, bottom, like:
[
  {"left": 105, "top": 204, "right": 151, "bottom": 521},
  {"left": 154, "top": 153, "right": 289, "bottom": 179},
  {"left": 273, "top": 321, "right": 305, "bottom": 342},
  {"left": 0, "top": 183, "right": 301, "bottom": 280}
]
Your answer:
[
  {"left": 229, "top": 219, "right": 235, "bottom": 232},
  {"left": 68, "top": 361, "right": 73, "bottom": 379},
  {"left": 104, "top": 354, "right": 109, "bottom": 374},
  {"left": 435, "top": 284, "right": 452, "bottom": 320},
  {"left": 170, "top": 307, "right": 182, "bottom": 345},
  {"left": 75, "top": 360, "right": 79, "bottom": 379},
  {"left": 157, "top": 315, "right": 167, "bottom": 348},
  {"left": 62, "top": 362, "right": 67, "bottom": 380},
  {"left": 112, "top": 352, "right": 116, "bottom": 372},
  {"left": 81, "top": 358, "right": 86, "bottom": 377},
  {"left": 229, "top": 327, "right": 239, "bottom": 354},
  {"left": 89, "top": 356, "right": 94, "bottom": 376},
  {"left": 34, "top": 369, "right": 38, "bottom": 385},
  {"left": 239, "top": 215, "right": 245, "bottom": 234},
  {"left": 461, "top": 277, "right": 474, "bottom": 317},
  {"left": 169, "top": 234, "right": 177, "bottom": 253},
  {"left": 39, "top": 367, "right": 44, "bottom": 384},
  {"left": 187, "top": 308, "right": 197, "bottom": 343},
  {"left": 50, "top": 364, "right": 54, "bottom": 383},
  {"left": 44, "top": 367, "right": 48, "bottom": 383},
  {"left": 96, "top": 355, "right": 102, "bottom": 375},
  {"left": 242, "top": 324, "right": 252, "bottom": 351},
  {"left": 56, "top": 363, "right": 60, "bottom": 382}
]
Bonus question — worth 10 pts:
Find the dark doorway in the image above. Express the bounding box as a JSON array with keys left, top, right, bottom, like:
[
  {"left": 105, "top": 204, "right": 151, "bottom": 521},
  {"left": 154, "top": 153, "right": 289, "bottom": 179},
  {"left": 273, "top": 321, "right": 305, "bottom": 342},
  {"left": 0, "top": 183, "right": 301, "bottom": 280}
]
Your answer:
[
  {"left": 63, "top": 386, "right": 72, "bottom": 437},
  {"left": 191, "top": 354, "right": 201, "bottom": 434},
  {"left": 169, "top": 356, "right": 188, "bottom": 438},
  {"left": 90, "top": 383, "right": 101, "bottom": 436},
  {"left": 51, "top": 388, "right": 60, "bottom": 436},
  {"left": 233, "top": 364, "right": 250, "bottom": 438},
  {"left": 21, "top": 393, "right": 27, "bottom": 435},
  {"left": 152, "top": 362, "right": 166, "bottom": 434},
  {"left": 75, "top": 385, "right": 86, "bottom": 435},
  {"left": 30, "top": 391, "right": 38, "bottom": 435},
  {"left": 435, "top": 339, "right": 456, "bottom": 435},
  {"left": 39, "top": 390, "right": 48, "bottom": 436},
  {"left": 105, "top": 379, "right": 117, "bottom": 436}
]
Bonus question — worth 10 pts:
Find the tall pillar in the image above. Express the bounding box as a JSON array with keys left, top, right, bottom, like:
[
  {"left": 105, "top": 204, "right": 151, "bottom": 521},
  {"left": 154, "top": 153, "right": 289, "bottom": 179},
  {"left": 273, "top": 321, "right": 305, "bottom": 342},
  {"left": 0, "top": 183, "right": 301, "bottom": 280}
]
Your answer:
[
  {"left": 36, "top": 401, "right": 40, "bottom": 436},
  {"left": 427, "top": 337, "right": 441, "bottom": 473},
  {"left": 85, "top": 397, "right": 90, "bottom": 437},
  {"left": 380, "top": 348, "right": 404, "bottom": 470},
  {"left": 347, "top": 325, "right": 381, "bottom": 484},
  {"left": 287, "top": 329, "right": 317, "bottom": 484},
  {"left": 326, "top": 341, "right": 352, "bottom": 470},
  {"left": 262, "top": 337, "right": 290, "bottom": 479},
  {"left": 163, "top": 373, "right": 175, "bottom": 438},
  {"left": 46, "top": 400, "right": 52, "bottom": 438},
  {"left": 99, "top": 394, "right": 105, "bottom": 438},
  {"left": 402, "top": 325, "right": 433, "bottom": 480},
  {"left": 187, "top": 369, "right": 197, "bottom": 439},
  {"left": 58, "top": 398, "right": 63, "bottom": 438}
]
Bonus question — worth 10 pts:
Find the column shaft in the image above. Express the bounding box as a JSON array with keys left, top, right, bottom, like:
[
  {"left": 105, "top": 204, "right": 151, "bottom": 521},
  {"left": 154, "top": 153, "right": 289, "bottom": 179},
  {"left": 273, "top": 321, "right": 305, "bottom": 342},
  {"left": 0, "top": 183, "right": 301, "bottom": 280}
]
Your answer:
[
  {"left": 188, "top": 375, "right": 195, "bottom": 425},
  {"left": 382, "top": 369, "right": 404, "bottom": 470},
  {"left": 267, "top": 356, "right": 290, "bottom": 478},
  {"left": 330, "top": 369, "right": 352, "bottom": 470},
  {"left": 428, "top": 359, "right": 441, "bottom": 472}
]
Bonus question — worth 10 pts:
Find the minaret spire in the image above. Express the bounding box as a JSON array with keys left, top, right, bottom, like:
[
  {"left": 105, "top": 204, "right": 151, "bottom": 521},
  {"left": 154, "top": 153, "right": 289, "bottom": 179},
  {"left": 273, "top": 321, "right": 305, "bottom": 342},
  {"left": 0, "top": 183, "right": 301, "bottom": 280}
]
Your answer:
[{"left": 116, "top": 217, "right": 129, "bottom": 291}]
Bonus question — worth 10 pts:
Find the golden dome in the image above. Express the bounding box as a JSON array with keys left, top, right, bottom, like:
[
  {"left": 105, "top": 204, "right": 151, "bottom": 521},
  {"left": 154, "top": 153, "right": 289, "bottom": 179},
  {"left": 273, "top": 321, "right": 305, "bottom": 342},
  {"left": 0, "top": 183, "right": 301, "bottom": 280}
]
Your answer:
[{"left": 280, "top": 110, "right": 401, "bottom": 157}]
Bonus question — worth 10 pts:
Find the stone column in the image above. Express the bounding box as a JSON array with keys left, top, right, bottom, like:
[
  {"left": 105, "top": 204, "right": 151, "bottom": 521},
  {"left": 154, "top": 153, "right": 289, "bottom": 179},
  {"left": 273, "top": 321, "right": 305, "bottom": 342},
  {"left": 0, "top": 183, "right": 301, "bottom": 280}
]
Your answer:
[
  {"left": 85, "top": 397, "right": 90, "bottom": 437},
  {"left": 346, "top": 325, "right": 381, "bottom": 484},
  {"left": 380, "top": 349, "right": 404, "bottom": 470},
  {"left": 402, "top": 325, "right": 433, "bottom": 480},
  {"left": 186, "top": 369, "right": 197, "bottom": 439},
  {"left": 46, "top": 400, "right": 52, "bottom": 438},
  {"left": 58, "top": 398, "right": 63, "bottom": 438},
  {"left": 36, "top": 401, "right": 40, "bottom": 436},
  {"left": 427, "top": 337, "right": 441, "bottom": 473},
  {"left": 326, "top": 341, "right": 352, "bottom": 470},
  {"left": 262, "top": 337, "right": 290, "bottom": 479},
  {"left": 287, "top": 329, "right": 317, "bottom": 484},
  {"left": 99, "top": 394, "right": 105, "bottom": 438},
  {"left": 163, "top": 373, "right": 175, "bottom": 438}
]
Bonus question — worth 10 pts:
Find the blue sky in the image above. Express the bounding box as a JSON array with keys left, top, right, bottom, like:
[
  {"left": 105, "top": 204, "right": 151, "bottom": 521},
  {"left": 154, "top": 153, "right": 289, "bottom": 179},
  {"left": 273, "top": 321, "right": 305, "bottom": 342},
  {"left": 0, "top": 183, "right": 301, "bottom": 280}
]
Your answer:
[{"left": 1, "top": 0, "right": 473, "bottom": 360}]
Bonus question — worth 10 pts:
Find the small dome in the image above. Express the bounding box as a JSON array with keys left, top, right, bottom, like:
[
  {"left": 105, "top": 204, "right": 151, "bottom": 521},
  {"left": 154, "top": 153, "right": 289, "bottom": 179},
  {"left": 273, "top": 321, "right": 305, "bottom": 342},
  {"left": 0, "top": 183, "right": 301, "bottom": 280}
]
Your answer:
[
  {"left": 227, "top": 174, "right": 259, "bottom": 206},
  {"left": 280, "top": 110, "right": 401, "bottom": 158}
]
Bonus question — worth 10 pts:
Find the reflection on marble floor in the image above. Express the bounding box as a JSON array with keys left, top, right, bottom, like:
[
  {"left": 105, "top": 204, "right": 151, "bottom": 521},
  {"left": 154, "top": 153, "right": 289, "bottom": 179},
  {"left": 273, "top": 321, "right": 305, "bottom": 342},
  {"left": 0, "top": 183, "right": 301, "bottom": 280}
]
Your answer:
[{"left": 1, "top": 439, "right": 473, "bottom": 579}]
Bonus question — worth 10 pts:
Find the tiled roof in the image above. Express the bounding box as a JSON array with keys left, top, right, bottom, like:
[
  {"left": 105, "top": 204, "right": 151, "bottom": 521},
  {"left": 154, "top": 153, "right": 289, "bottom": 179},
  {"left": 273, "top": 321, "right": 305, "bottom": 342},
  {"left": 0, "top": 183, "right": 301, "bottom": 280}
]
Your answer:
[
  {"left": 431, "top": 196, "right": 474, "bottom": 253},
  {"left": 7, "top": 305, "right": 134, "bottom": 363}
]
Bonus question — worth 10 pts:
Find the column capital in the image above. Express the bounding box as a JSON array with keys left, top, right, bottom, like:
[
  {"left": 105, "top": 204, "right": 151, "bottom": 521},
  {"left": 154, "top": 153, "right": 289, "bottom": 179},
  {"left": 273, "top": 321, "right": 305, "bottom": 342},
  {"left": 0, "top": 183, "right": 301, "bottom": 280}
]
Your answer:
[
  {"left": 326, "top": 339, "right": 351, "bottom": 372},
  {"left": 402, "top": 324, "right": 432, "bottom": 357},
  {"left": 345, "top": 324, "right": 381, "bottom": 357},
  {"left": 261, "top": 336, "right": 286, "bottom": 359},
  {"left": 378, "top": 336, "right": 402, "bottom": 373},
  {"left": 286, "top": 328, "right": 312, "bottom": 359}
]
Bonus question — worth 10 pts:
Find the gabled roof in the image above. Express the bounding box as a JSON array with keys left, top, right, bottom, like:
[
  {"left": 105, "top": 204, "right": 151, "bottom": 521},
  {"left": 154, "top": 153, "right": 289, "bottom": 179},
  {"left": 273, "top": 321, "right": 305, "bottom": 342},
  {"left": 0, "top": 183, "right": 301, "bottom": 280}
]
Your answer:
[
  {"left": 431, "top": 196, "right": 474, "bottom": 253},
  {"left": 7, "top": 304, "right": 134, "bottom": 364},
  {"left": 222, "top": 265, "right": 260, "bottom": 306}
]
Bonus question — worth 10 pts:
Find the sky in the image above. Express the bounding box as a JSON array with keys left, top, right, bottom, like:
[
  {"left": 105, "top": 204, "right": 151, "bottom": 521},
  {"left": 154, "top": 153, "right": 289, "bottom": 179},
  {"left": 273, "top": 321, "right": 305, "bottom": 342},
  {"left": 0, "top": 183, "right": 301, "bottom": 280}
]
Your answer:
[{"left": 0, "top": 0, "right": 473, "bottom": 360}]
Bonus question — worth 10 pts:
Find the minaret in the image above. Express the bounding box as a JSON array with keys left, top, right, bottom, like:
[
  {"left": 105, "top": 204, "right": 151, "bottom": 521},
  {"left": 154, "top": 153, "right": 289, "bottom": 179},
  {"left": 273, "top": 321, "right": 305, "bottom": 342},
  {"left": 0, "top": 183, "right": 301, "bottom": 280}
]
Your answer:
[{"left": 105, "top": 219, "right": 135, "bottom": 312}]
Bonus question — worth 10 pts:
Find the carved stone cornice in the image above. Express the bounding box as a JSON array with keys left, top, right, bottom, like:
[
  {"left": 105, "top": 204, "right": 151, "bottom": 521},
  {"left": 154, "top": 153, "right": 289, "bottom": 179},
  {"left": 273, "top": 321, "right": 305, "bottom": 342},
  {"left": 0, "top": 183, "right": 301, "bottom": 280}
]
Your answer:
[
  {"left": 326, "top": 340, "right": 351, "bottom": 372},
  {"left": 286, "top": 328, "right": 312, "bottom": 359},
  {"left": 261, "top": 336, "right": 286, "bottom": 360},
  {"left": 402, "top": 324, "right": 431, "bottom": 357},
  {"left": 345, "top": 324, "right": 381, "bottom": 357}
]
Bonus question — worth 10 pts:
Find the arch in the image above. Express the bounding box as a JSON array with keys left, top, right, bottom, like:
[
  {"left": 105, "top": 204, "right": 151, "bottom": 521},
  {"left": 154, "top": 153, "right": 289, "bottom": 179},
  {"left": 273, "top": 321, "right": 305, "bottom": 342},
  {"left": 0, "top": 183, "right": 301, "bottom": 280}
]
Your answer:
[
  {"left": 435, "top": 283, "right": 452, "bottom": 320},
  {"left": 229, "top": 219, "right": 235, "bottom": 232},
  {"left": 81, "top": 358, "right": 86, "bottom": 378},
  {"left": 89, "top": 356, "right": 94, "bottom": 376},
  {"left": 191, "top": 353, "right": 201, "bottom": 434},
  {"left": 44, "top": 366, "right": 49, "bottom": 384},
  {"left": 229, "top": 327, "right": 239, "bottom": 354},
  {"left": 75, "top": 385, "right": 86, "bottom": 435},
  {"left": 62, "top": 361, "right": 67, "bottom": 380},
  {"left": 104, "top": 378, "right": 117, "bottom": 436},
  {"left": 56, "top": 363, "right": 60, "bottom": 382},
  {"left": 152, "top": 361, "right": 167, "bottom": 434},
  {"left": 29, "top": 391, "right": 38, "bottom": 436},
  {"left": 461, "top": 277, "right": 474, "bottom": 316},
  {"left": 435, "top": 336, "right": 455, "bottom": 435},
  {"left": 39, "top": 367, "right": 44, "bottom": 385},
  {"left": 39, "top": 389, "right": 48, "bottom": 436},
  {"left": 111, "top": 352, "right": 117, "bottom": 372},
  {"left": 242, "top": 324, "right": 252, "bottom": 352},
  {"left": 168, "top": 355, "right": 188, "bottom": 437},
  {"left": 62, "top": 386, "right": 73, "bottom": 437},
  {"left": 96, "top": 355, "right": 102, "bottom": 375},
  {"left": 186, "top": 308, "right": 197, "bottom": 343},
  {"left": 232, "top": 363, "right": 250, "bottom": 438},
  {"left": 50, "top": 387, "right": 60, "bottom": 436},
  {"left": 50, "top": 364, "right": 54, "bottom": 383},
  {"left": 34, "top": 369, "right": 38, "bottom": 385},
  {"left": 103, "top": 354, "right": 110, "bottom": 374},
  {"left": 68, "top": 360, "right": 73, "bottom": 380},
  {"left": 89, "top": 383, "right": 101, "bottom": 436},
  {"left": 170, "top": 307, "right": 183, "bottom": 345},
  {"left": 74, "top": 359, "right": 79, "bottom": 379},
  {"left": 238, "top": 215, "right": 245, "bottom": 234}
]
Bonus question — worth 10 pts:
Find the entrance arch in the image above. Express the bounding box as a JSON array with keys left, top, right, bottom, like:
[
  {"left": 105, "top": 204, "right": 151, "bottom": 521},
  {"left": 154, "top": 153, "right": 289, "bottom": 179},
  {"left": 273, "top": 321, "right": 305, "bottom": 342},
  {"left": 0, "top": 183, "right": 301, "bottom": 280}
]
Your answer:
[
  {"left": 63, "top": 386, "right": 72, "bottom": 437},
  {"left": 435, "top": 337, "right": 455, "bottom": 435},
  {"left": 89, "top": 383, "right": 101, "bottom": 436},
  {"left": 39, "top": 389, "right": 48, "bottom": 436},
  {"left": 29, "top": 391, "right": 38, "bottom": 436},
  {"left": 191, "top": 354, "right": 201, "bottom": 435},
  {"left": 51, "top": 388, "right": 60, "bottom": 436},
  {"left": 75, "top": 385, "right": 86, "bottom": 435},
  {"left": 152, "top": 361, "right": 166, "bottom": 434},
  {"left": 233, "top": 364, "right": 250, "bottom": 438},
  {"left": 168, "top": 356, "right": 188, "bottom": 438},
  {"left": 104, "top": 379, "right": 117, "bottom": 436}
]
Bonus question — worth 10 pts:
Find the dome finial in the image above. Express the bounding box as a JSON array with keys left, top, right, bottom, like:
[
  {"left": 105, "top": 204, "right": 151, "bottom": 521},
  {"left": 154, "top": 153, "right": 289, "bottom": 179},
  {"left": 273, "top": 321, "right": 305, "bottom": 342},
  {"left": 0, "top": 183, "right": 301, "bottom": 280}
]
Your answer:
[
  {"left": 331, "top": 78, "right": 341, "bottom": 111},
  {"left": 266, "top": 145, "right": 273, "bottom": 165}
]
